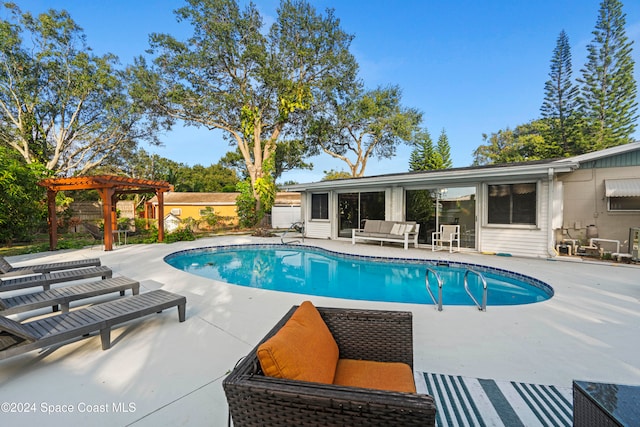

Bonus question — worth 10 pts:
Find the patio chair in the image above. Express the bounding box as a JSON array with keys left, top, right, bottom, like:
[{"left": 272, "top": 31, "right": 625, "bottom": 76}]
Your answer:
[
  {"left": 0, "top": 289, "right": 187, "bottom": 360},
  {"left": 223, "top": 302, "right": 437, "bottom": 426},
  {"left": 0, "top": 255, "right": 101, "bottom": 277},
  {"left": 0, "top": 266, "right": 112, "bottom": 293},
  {"left": 432, "top": 224, "right": 461, "bottom": 253},
  {"left": 0, "top": 276, "right": 139, "bottom": 315}
]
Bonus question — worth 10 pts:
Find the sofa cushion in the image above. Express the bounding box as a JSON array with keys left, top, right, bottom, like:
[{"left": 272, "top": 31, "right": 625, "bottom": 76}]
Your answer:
[
  {"left": 390, "top": 223, "right": 406, "bottom": 235},
  {"left": 257, "top": 301, "right": 339, "bottom": 384},
  {"left": 363, "top": 220, "right": 382, "bottom": 233},
  {"left": 379, "top": 221, "right": 395, "bottom": 234},
  {"left": 333, "top": 358, "right": 416, "bottom": 393}
]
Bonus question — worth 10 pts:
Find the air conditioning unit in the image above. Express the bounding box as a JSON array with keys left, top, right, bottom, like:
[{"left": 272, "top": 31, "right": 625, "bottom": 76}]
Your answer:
[
  {"left": 630, "top": 227, "right": 640, "bottom": 261},
  {"left": 170, "top": 208, "right": 182, "bottom": 216}
]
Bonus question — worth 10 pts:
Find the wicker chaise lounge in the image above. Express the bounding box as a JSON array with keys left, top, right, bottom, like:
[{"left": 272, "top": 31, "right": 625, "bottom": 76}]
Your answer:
[
  {"left": 0, "top": 276, "right": 140, "bottom": 315},
  {"left": 224, "top": 303, "right": 436, "bottom": 426},
  {"left": 0, "top": 255, "right": 101, "bottom": 276},
  {"left": 0, "top": 289, "right": 187, "bottom": 360},
  {"left": 0, "top": 266, "right": 112, "bottom": 293}
]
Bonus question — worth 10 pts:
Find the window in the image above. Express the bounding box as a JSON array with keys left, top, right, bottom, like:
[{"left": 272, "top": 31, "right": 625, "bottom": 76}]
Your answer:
[
  {"left": 605, "top": 179, "right": 640, "bottom": 211},
  {"left": 608, "top": 197, "right": 640, "bottom": 211},
  {"left": 311, "top": 193, "right": 329, "bottom": 220},
  {"left": 487, "top": 183, "right": 536, "bottom": 225},
  {"left": 199, "top": 207, "right": 215, "bottom": 216}
]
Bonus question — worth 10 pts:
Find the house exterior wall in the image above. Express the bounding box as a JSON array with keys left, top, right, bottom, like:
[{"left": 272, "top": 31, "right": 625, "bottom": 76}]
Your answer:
[
  {"left": 290, "top": 143, "right": 640, "bottom": 258},
  {"left": 478, "top": 180, "right": 551, "bottom": 258},
  {"left": 301, "top": 178, "right": 554, "bottom": 258},
  {"left": 558, "top": 165, "right": 640, "bottom": 253},
  {"left": 304, "top": 191, "right": 332, "bottom": 239},
  {"left": 163, "top": 204, "right": 239, "bottom": 226}
]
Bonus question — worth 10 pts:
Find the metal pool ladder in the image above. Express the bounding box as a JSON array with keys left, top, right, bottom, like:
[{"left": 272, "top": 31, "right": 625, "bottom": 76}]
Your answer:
[
  {"left": 281, "top": 221, "right": 305, "bottom": 244},
  {"left": 425, "top": 267, "right": 444, "bottom": 311},
  {"left": 464, "top": 269, "right": 487, "bottom": 311}
]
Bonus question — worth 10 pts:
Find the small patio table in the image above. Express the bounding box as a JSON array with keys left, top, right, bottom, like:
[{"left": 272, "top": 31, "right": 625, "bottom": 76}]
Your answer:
[{"left": 573, "top": 380, "right": 640, "bottom": 426}]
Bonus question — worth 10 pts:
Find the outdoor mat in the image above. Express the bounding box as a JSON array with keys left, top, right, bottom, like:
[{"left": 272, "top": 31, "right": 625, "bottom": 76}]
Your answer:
[{"left": 419, "top": 372, "right": 573, "bottom": 427}]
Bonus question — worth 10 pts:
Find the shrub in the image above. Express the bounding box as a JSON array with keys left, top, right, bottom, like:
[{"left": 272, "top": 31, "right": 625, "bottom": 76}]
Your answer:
[{"left": 165, "top": 227, "right": 196, "bottom": 243}]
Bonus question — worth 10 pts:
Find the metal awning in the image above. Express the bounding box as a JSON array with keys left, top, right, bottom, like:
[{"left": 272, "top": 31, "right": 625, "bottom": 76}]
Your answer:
[{"left": 605, "top": 179, "right": 640, "bottom": 197}]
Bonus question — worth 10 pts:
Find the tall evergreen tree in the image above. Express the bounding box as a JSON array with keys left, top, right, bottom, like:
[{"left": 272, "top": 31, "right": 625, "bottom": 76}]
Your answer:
[
  {"left": 409, "top": 128, "right": 452, "bottom": 171},
  {"left": 436, "top": 129, "right": 453, "bottom": 169},
  {"left": 408, "top": 129, "right": 434, "bottom": 171},
  {"left": 541, "top": 30, "right": 579, "bottom": 153},
  {"left": 577, "top": 0, "right": 638, "bottom": 150}
]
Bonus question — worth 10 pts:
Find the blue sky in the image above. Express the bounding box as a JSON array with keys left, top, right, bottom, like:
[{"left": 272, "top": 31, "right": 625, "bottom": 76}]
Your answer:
[{"left": 12, "top": 0, "right": 640, "bottom": 183}]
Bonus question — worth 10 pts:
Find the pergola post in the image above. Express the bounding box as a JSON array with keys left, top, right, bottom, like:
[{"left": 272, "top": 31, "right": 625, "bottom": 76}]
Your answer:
[
  {"left": 46, "top": 189, "right": 58, "bottom": 251},
  {"left": 157, "top": 190, "right": 166, "bottom": 242},
  {"left": 100, "top": 187, "right": 116, "bottom": 251}
]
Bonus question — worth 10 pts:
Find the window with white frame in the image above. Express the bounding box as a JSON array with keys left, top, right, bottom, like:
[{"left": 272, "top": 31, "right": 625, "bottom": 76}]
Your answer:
[
  {"left": 311, "top": 193, "right": 329, "bottom": 220},
  {"left": 487, "top": 183, "right": 536, "bottom": 225}
]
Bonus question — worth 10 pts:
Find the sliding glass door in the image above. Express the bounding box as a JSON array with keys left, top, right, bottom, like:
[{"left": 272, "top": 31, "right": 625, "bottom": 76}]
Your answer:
[
  {"left": 338, "top": 191, "right": 385, "bottom": 238},
  {"left": 405, "top": 186, "right": 476, "bottom": 248}
]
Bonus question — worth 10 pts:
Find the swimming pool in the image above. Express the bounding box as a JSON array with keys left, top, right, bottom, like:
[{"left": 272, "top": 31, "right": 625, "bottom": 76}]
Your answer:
[{"left": 164, "top": 244, "right": 553, "bottom": 306}]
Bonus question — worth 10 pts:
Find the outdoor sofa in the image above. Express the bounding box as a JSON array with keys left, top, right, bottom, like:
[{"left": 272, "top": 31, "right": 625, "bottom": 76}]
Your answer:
[
  {"left": 0, "top": 255, "right": 101, "bottom": 276},
  {"left": 0, "top": 276, "right": 140, "bottom": 315},
  {"left": 0, "top": 289, "right": 186, "bottom": 360},
  {"left": 224, "top": 301, "right": 436, "bottom": 426},
  {"left": 352, "top": 219, "right": 420, "bottom": 250}
]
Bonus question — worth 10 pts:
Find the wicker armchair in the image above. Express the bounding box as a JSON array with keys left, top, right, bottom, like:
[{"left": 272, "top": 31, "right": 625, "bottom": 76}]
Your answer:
[{"left": 223, "top": 305, "right": 437, "bottom": 426}]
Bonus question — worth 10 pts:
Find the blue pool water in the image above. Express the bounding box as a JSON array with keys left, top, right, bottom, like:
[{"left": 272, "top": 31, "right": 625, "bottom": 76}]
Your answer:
[{"left": 164, "top": 245, "right": 553, "bottom": 306}]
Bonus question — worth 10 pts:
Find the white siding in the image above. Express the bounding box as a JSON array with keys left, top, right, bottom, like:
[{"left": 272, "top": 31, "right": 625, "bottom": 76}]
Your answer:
[
  {"left": 479, "top": 180, "right": 550, "bottom": 258},
  {"left": 305, "top": 221, "right": 331, "bottom": 239}
]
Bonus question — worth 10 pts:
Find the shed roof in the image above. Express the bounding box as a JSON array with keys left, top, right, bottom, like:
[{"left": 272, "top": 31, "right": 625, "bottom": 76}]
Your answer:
[
  {"left": 149, "top": 192, "right": 300, "bottom": 206},
  {"left": 150, "top": 192, "right": 239, "bottom": 205}
]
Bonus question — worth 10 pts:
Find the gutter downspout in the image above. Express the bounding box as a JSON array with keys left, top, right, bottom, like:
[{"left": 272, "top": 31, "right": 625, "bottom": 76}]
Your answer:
[{"left": 547, "top": 168, "right": 557, "bottom": 258}]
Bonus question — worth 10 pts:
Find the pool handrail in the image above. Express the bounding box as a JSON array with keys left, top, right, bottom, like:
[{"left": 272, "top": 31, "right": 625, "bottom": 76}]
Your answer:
[
  {"left": 464, "top": 269, "right": 487, "bottom": 311},
  {"left": 280, "top": 221, "right": 305, "bottom": 244},
  {"left": 425, "top": 267, "right": 443, "bottom": 311}
]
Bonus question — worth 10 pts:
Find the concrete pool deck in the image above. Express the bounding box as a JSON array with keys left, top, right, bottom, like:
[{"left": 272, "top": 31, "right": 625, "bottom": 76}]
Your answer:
[{"left": 0, "top": 235, "right": 639, "bottom": 426}]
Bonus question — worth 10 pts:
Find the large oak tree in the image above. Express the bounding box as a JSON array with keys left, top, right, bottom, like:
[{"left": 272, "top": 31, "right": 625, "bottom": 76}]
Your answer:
[
  {"left": 0, "top": 3, "right": 153, "bottom": 175},
  {"left": 132, "top": 0, "right": 358, "bottom": 212},
  {"left": 306, "top": 85, "right": 421, "bottom": 177}
]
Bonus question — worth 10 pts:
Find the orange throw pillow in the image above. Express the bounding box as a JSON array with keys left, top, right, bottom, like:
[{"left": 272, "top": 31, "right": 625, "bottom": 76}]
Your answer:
[{"left": 257, "top": 301, "right": 339, "bottom": 384}]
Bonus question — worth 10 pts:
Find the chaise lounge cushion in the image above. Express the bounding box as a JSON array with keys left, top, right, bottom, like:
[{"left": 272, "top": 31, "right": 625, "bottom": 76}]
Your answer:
[
  {"left": 333, "top": 358, "right": 416, "bottom": 393},
  {"left": 257, "top": 301, "right": 339, "bottom": 384}
]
